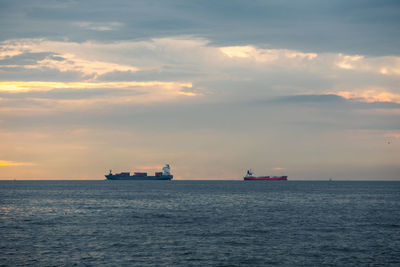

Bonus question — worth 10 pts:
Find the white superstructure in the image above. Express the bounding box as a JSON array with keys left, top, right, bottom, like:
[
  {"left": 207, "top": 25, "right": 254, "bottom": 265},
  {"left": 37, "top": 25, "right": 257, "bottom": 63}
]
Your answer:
[{"left": 162, "top": 164, "right": 171, "bottom": 175}]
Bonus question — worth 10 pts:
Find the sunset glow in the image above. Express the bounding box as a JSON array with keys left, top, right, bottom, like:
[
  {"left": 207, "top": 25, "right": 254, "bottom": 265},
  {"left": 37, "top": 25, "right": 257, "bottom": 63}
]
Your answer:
[
  {"left": 0, "top": 81, "right": 192, "bottom": 93},
  {"left": 0, "top": 160, "right": 35, "bottom": 167},
  {"left": 333, "top": 90, "right": 400, "bottom": 104}
]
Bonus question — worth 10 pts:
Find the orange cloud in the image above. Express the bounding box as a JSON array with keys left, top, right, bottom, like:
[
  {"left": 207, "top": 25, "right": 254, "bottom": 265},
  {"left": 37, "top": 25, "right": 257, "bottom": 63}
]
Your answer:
[
  {"left": 179, "top": 91, "right": 198, "bottom": 96},
  {"left": 384, "top": 131, "right": 400, "bottom": 139},
  {"left": 0, "top": 81, "right": 197, "bottom": 113},
  {"left": 333, "top": 89, "right": 400, "bottom": 103},
  {"left": 335, "top": 54, "right": 364, "bottom": 70},
  {"left": 334, "top": 54, "right": 400, "bottom": 76},
  {"left": 220, "top": 46, "right": 317, "bottom": 62},
  {"left": 33, "top": 54, "right": 139, "bottom": 76},
  {"left": 0, "top": 81, "right": 192, "bottom": 93},
  {"left": 0, "top": 39, "right": 140, "bottom": 77},
  {"left": 0, "top": 160, "right": 36, "bottom": 166}
]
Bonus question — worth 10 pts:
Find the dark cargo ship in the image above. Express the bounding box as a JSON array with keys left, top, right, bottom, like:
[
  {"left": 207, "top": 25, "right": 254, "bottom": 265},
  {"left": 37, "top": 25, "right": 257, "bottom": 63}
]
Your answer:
[
  {"left": 105, "top": 164, "right": 173, "bottom": 180},
  {"left": 243, "top": 169, "right": 287, "bottom": 180}
]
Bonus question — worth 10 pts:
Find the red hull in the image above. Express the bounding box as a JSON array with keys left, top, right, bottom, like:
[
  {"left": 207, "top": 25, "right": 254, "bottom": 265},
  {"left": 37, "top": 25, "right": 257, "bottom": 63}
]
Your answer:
[{"left": 244, "top": 176, "right": 287, "bottom": 181}]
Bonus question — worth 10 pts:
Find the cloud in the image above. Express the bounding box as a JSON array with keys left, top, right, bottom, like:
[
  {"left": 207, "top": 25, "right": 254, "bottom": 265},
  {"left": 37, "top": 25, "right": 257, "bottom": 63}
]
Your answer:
[
  {"left": 1, "top": 37, "right": 400, "bottom": 117},
  {"left": 0, "top": 42, "right": 139, "bottom": 78},
  {"left": 2, "top": 38, "right": 399, "bottom": 79},
  {"left": 272, "top": 93, "right": 400, "bottom": 107},
  {"left": 32, "top": 54, "right": 139, "bottom": 78},
  {"left": 334, "top": 54, "right": 400, "bottom": 75},
  {"left": 0, "top": 160, "right": 36, "bottom": 166},
  {"left": 219, "top": 45, "right": 400, "bottom": 78},
  {"left": 335, "top": 54, "right": 364, "bottom": 70},
  {"left": 1, "top": 0, "right": 399, "bottom": 56},
  {"left": 332, "top": 89, "right": 400, "bottom": 104},
  {"left": 0, "top": 81, "right": 192, "bottom": 93},
  {"left": 274, "top": 94, "right": 346, "bottom": 103},
  {"left": 220, "top": 46, "right": 318, "bottom": 61},
  {"left": 0, "top": 80, "right": 197, "bottom": 114},
  {"left": 0, "top": 52, "right": 53, "bottom": 66},
  {"left": 74, "top": 21, "right": 123, "bottom": 31},
  {"left": 384, "top": 131, "right": 400, "bottom": 139}
]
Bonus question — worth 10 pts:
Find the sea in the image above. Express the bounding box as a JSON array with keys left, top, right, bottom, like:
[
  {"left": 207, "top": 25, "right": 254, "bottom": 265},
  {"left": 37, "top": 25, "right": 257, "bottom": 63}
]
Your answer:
[{"left": 1, "top": 180, "right": 399, "bottom": 266}]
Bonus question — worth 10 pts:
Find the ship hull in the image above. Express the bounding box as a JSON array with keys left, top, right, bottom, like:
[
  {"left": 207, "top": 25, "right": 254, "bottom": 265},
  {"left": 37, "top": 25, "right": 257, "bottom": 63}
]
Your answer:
[
  {"left": 244, "top": 176, "right": 287, "bottom": 181},
  {"left": 105, "top": 175, "right": 173, "bottom": 180}
]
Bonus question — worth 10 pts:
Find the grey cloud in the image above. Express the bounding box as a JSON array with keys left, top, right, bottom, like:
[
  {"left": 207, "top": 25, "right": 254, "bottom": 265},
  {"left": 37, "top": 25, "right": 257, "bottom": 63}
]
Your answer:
[
  {"left": 354, "top": 101, "right": 400, "bottom": 109},
  {"left": 0, "top": 52, "right": 54, "bottom": 66},
  {"left": 1, "top": 0, "right": 399, "bottom": 55},
  {"left": 0, "top": 88, "right": 144, "bottom": 100},
  {"left": 273, "top": 94, "right": 346, "bottom": 103},
  {"left": 2, "top": 93, "right": 398, "bottom": 132},
  {"left": 50, "top": 55, "right": 66, "bottom": 61},
  {"left": 98, "top": 68, "right": 207, "bottom": 82},
  {"left": 267, "top": 94, "right": 400, "bottom": 109},
  {"left": 0, "top": 66, "right": 83, "bottom": 81}
]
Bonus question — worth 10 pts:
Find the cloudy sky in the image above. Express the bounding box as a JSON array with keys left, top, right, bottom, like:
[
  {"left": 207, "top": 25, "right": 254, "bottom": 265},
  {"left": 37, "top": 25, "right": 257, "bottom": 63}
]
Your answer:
[{"left": 1, "top": 0, "right": 399, "bottom": 180}]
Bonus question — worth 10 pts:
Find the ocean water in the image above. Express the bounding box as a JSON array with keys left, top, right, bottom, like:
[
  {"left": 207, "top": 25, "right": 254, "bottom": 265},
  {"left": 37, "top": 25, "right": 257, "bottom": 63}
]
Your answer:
[{"left": 1, "top": 181, "right": 399, "bottom": 266}]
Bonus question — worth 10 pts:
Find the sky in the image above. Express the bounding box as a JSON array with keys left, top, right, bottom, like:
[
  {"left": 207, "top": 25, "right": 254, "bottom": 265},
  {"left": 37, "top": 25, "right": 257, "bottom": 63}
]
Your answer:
[{"left": 0, "top": 0, "right": 399, "bottom": 180}]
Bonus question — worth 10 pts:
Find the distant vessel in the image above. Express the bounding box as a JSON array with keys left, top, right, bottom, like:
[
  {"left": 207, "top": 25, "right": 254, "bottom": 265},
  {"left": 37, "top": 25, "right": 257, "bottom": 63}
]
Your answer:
[
  {"left": 105, "top": 164, "right": 173, "bottom": 180},
  {"left": 243, "top": 170, "right": 287, "bottom": 181}
]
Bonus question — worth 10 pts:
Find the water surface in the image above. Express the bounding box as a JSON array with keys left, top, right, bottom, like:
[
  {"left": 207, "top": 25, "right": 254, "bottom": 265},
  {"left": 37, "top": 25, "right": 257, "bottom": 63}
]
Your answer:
[{"left": 1, "top": 181, "right": 399, "bottom": 266}]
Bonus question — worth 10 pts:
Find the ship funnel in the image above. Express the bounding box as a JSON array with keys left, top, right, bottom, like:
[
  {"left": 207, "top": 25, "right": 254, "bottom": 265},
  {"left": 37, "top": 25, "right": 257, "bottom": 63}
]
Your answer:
[{"left": 162, "top": 164, "right": 171, "bottom": 175}]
